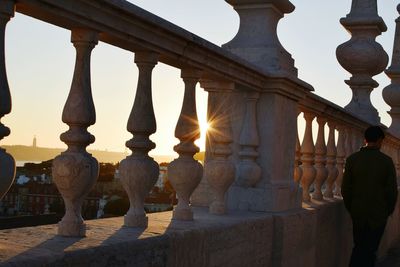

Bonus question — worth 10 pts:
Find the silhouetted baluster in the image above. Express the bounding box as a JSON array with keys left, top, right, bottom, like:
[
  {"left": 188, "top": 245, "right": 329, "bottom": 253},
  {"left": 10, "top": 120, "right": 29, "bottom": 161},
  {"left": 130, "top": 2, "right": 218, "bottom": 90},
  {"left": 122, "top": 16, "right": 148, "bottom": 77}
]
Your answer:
[
  {"left": 336, "top": 0, "right": 388, "bottom": 124},
  {"left": 52, "top": 29, "right": 99, "bottom": 237},
  {"left": 0, "top": 1, "right": 15, "bottom": 200},
  {"left": 168, "top": 69, "right": 203, "bottom": 221},
  {"left": 334, "top": 126, "right": 346, "bottom": 197},
  {"left": 202, "top": 80, "right": 235, "bottom": 215},
  {"left": 383, "top": 4, "right": 400, "bottom": 137},
  {"left": 324, "top": 121, "right": 338, "bottom": 198},
  {"left": 300, "top": 112, "right": 316, "bottom": 202},
  {"left": 119, "top": 51, "right": 159, "bottom": 227},
  {"left": 236, "top": 92, "right": 261, "bottom": 187},
  {"left": 312, "top": 117, "right": 328, "bottom": 200}
]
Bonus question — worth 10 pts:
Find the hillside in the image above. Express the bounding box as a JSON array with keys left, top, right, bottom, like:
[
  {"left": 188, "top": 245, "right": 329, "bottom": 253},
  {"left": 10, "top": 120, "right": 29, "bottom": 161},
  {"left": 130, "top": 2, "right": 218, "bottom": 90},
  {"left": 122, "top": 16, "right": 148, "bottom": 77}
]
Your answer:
[{"left": 3, "top": 145, "right": 174, "bottom": 164}]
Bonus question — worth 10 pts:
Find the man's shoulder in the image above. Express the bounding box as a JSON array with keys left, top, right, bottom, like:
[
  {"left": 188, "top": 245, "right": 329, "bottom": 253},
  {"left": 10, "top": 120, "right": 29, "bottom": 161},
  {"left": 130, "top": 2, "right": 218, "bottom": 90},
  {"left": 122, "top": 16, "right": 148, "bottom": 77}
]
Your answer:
[
  {"left": 347, "top": 150, "right": 362, "bottom": 160},
  {"left": 378, "top": 151, "right": 394, "bottom": 163},
  {"left": 350, "top": 148, "right": 393, "bottom": 163}
]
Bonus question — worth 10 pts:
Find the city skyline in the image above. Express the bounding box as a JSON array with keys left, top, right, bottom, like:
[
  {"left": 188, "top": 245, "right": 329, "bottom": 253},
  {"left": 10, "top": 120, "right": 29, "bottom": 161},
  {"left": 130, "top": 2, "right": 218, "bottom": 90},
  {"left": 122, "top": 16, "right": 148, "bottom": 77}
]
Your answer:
[{"left": 3, "top": 0, "right": 398, "bottom": 156}]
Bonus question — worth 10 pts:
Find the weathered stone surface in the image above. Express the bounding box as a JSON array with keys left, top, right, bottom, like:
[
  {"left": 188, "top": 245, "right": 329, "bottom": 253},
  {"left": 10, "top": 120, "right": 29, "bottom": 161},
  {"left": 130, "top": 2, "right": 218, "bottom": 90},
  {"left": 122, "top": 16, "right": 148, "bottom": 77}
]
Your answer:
[
  {"left": 168, "top": 69, "right": 203, "bottom": 221},
  {"left": 223, "top": 0, "right": 297, "bottom": 77},
  {"left": 119, "top": 51, "right": 159, "bottom": 228},
  {"left": 52, "top": 28, "right": 99, "bottom": 237},
  {"left": 228, "top": 91, "right": 302, "bottom": 212},
  {"left": 1, "top": 200, "right": 400, "bottom": 267},
  {"left": 0, "top": 208, "right": 274, "bottom": 267},
  {"left": 336, "top": 0, "right": 388, "bottom": 124}
]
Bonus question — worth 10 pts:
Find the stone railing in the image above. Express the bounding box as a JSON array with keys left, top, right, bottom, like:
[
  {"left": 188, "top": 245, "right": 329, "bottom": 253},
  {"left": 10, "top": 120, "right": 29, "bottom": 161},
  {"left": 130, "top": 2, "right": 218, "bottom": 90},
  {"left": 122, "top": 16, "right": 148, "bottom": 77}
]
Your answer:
[
  {"left": 0, "top": 0, "right": 314, "bottom": 237},
  {"left": 297, "top": 93, "right": 400, "bottom": 203},
  {"left": 1, "top": 0, "right": 400, "bottom": 265}
]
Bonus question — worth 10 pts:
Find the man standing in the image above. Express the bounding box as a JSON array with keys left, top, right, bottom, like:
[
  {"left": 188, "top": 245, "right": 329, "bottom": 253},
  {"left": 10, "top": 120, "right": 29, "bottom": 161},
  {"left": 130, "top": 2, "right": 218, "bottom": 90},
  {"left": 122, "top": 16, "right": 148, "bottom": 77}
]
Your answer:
[{"left": 342, "top": 126, "right": 398, "bottom": 267}]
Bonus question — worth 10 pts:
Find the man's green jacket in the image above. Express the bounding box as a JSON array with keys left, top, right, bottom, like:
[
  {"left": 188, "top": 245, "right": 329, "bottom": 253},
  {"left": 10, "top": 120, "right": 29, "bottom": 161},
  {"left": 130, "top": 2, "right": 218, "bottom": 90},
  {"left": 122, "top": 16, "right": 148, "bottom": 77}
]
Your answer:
[{"left": 342, "top": 146, "right": 398, "bottom": 228}]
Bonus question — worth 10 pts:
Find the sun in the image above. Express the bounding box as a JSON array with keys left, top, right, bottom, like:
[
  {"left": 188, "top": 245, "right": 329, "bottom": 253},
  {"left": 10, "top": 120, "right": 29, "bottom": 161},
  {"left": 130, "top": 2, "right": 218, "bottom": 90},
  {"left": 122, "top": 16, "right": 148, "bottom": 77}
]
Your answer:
[{"left": 195, "top": 119, "right": 209, "bottom": 151}]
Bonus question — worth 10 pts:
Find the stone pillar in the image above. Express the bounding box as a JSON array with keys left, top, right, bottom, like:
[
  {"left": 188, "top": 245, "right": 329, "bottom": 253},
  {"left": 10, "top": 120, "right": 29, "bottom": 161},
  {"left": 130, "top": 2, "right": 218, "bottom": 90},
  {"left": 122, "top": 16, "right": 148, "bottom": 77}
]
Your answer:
[
  {"left": 222, "top": 0, "right": 308, "bottom": 212},
  {"left": 324, "top": 121, "right": 339, "bottom": 199},
  {"left": 0, "top": 0, "right": 15, "bottom": 200},
  {"left": 334, "top": 126, "right": 346, "bottom": 197},
  {"left": 223, "top": 0, "right": 297, "bottom": 77},
  {"left": 312, "top": 116, "right": 328, "bottom": 200},
  {"left": 236, "top": 92, "right": 261, "bottom": 188},
  {"left": 300, "top": 112, "right": 316, "bottom": 202},
  {"left": 336, "top": 0, "right": 388, "bottom": 124},
  {"left": 52, "top": 29, "right": 99, "bottom": 237},
  {"left": 119, "top": 51, "right": 159, "bottom": 227},
  {"left": 383, "top": 5, "right": 400, "bottom": 137},
  {"left": 168, "top": 69, "right": 203, "bottom": 221},
  {"left": 202, "top": 81, "right": 235, "bottom": 215}
]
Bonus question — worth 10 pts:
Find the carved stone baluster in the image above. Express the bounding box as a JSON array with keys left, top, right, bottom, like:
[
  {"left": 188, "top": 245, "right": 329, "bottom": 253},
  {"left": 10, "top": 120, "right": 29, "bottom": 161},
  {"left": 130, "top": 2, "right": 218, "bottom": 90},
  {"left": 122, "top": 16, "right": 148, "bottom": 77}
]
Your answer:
[
  {"left": 334, "top": 126, "right": 346, "bottom": 197},
  {"left": 119, "top": 51, "right": 159, "bottom": 227},
  {"left": 202, "top": 81, "right": 235, "bottom": 214},
  {"left": 357, "top": 131, "right": 364, "bottom": 150},
  {"left": 383, "top": 5, "right": 400, "bottom": 137},
  {"left": 345, "top": 128, "right": 353, "bottom": 157},
  {"left": 312, "top": 117, "right": 328, "bottom": 200},
  {"left": 313, "top": 116, "right": 328, "bottom": 200},
  {"left": 294, "top": 126, "right": 303, "bottom": 187},
  {"left": 236, "top": 92, "right": 261, "bottom": 187},
  {"left": 324, "top": 121, "right": 338, "bottom": 198},
  {"left": 52, "top": 29, "right": 99, "bottom": 237},
  {"left": 300, "top": 112, "right": 316, "bottom": 202},
  {"left": 0, "top": 1, "right": 15, "bottom": 200},
  {"left": 381, "top": 142, "right": 388, "bottom": 154},
  {"left": 351, "top": 130, "right": 361, "bottom": 152},
  {"left": 168, "top": 69, "right": 203, "bottom": 221},
  {"left": 293, "top": 113, "right": 303, "bottom": 204},
  {"left": 336, "top": 0, "right": 388, "bottom": 124}
]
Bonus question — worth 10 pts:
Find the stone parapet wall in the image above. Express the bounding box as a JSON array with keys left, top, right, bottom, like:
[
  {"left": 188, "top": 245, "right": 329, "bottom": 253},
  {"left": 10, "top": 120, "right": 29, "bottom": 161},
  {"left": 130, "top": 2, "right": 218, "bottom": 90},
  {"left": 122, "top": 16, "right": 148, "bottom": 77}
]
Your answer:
[{"left": 2, "top": 199, "right": 398, "bottom": 267}]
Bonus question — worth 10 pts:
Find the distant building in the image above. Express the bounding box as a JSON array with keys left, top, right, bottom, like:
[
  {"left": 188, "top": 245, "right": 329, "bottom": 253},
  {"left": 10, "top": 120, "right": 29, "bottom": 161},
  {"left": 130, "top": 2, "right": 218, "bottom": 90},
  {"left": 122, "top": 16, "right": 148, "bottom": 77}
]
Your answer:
[
  {"left": 32, "top": 135, "right": 37, "bottom": 148},
  {"left": 155, "top": 165, "right": 168, "bottom": 189}
]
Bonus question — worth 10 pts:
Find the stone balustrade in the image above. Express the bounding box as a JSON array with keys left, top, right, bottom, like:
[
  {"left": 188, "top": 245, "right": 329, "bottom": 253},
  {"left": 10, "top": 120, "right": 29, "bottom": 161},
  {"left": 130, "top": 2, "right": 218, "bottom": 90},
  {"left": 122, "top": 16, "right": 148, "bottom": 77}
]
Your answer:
[
  {"left": 0, "top": 0, "right": 313, "bottom": 236},
  {"left": 2, "top": 0, "right": 400, "bottom": 266},
  {"left": 297, "top": 93, "right": 400, "bottom": 201}
]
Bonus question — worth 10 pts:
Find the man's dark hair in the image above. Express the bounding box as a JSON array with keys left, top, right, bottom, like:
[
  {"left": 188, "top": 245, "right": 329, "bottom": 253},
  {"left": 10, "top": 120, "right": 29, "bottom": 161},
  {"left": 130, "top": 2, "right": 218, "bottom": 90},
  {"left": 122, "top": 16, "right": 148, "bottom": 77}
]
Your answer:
[{"left": 364, "top": 126, "right": 385, "bottom": 142}]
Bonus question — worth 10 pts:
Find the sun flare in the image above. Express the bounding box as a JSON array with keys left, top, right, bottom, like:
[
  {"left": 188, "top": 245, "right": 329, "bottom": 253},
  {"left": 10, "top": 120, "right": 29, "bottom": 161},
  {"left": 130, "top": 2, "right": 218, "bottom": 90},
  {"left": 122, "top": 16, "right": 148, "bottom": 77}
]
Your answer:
[{"left": 195, "top": 119, "right": 209, "bottom": 151}]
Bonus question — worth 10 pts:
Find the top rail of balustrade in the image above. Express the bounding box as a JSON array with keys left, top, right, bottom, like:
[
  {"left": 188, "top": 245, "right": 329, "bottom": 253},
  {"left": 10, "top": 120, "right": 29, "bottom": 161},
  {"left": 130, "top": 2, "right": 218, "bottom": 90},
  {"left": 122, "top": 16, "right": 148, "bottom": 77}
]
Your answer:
[
  {"left": 299, "top": 93, "right": 400, "bottom": 147},
  {"left": 13, "top": 0, "right": 312, "bottom": 97}
]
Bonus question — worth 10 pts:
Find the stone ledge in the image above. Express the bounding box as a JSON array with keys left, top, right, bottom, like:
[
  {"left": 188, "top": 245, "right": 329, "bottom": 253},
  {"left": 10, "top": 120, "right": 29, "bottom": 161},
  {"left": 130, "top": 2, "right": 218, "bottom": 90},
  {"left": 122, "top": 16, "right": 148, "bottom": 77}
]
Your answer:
[
  {"left": 0, "top": 199, "right": 398, "bottom": 267},
  {"left": 0, "top": 208, "right": 274, "bottom": 267}
]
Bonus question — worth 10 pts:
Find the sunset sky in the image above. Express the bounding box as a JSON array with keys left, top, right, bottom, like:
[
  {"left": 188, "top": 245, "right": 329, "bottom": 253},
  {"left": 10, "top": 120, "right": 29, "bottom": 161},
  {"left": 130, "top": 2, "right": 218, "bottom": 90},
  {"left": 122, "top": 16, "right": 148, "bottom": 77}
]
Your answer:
[{"left": 3, "top": 0, "right": 398, "bottom": 156}]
